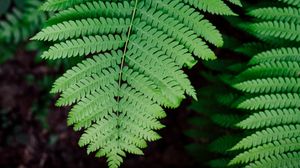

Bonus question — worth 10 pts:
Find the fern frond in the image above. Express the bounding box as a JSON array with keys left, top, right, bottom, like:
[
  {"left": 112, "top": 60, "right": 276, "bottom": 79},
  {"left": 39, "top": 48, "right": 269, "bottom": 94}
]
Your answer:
[
  {"left": 249, "top": 47, "right": 300, "bottom": 65},
  {"left": 248, "top": 7, "right": 300, "bottom": 24},
  {"left": 246, "top": 21, "right": 300, "bottom": 42},
  {"left": 41, "top": 35, "right": 126, "bottom": 59},
  {"left": 232, "top": 125, "right": 300, "bottom": 150},
  {"left": 136, "top": 7, "right": 216, "bottom": 60},
  {"left": 35, "top": 0, "right": 236, "bottom": 167},
  {"left": 229, "top": 137, "right": 300, "bottom": 165},
  {"left": 237, "top": 61, "right": 300, "bottom": 80},
  {"left": 0, "top": 0, "right": 46, "bottom": 43},
  {"left": 233, "top": 77, "right": 300, "bottom": 94},
  {"left": 237, "top": 93, "right": 300, "bottom": 110},
  {"left": 46, "top": 1, "right": 133, "bottom": 26},
  {"left": 78, "top": 85, "right": 164, "bottom": 167},
  {"left": 277, "top": 0, "right": 300, "bottom": 7},
  {"left": 33, "top": 18, "right": 131, "bottom": 41},
  {"left": 237, "top": 108, "right": 300, "bottom": 129},
  {"left": 57, "top": 68, "right": 119, "bottom": 106},
  {"left": 246, "top": 152, "right": 300, "bottom": 168},
  {"left": 149, "top": 0, "right": 223, "bottom": 47},
  {"left": 67, "top": 84, "right": 118, "bottom": 130},
  {"left": 51, "top": 52, "right": 120, "bottom": 93},
  {"left": 122, "top": 67, "right": 177, "bottom": 107},
  {"left": 133, "top": 22, "right": 196, "bottom": 68},
  {"left": 201, "top": 1, "right": 300, "bottom": 167}
]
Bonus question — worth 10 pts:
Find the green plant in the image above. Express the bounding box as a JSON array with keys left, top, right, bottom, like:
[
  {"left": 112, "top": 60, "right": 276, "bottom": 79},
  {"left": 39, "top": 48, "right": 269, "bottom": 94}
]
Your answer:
[
  {"left": 186, "top": 36, "right": 246, "bottom": 167},
  {"left": 0, "top": 0, "right": 46, "bottom": 43},
  {"left": 189, "top": 1, "right": 300, "bottom": 167},
  {"left": 0, "top": 0, "right": 46, "bottom": 63},
  {"left": 33, "top": 0, "right": 239, "bottom": 167},
  {"left": 229, "top": 1, "right": 300, "bottom": 167}
]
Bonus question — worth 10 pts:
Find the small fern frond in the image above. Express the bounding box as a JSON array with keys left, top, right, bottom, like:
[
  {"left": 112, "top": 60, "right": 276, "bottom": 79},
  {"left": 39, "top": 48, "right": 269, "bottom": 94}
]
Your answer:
[
  {"left": 0, "top": 0, "right": 46, "bottom": 43},
  {"left": 234, "top": 77, "right": 300, "bottom": 94},
  {"left": 277, "top": 0, "right": 300, "bottom": 7},
  {"left": 237, "top": 93, "right": 300, "bottom": 110},
  {"left": 45, "top": 1, "right": 133, "bottom": 26},
  {"left": 237, "top": 61, "right": 300, "bottom": 80},
  {"left": 229, "top": 137, "right": 300, "bottom": 165},
  {"left": 41, "top": 35, "right": 126, "bottom": 59},
  {"left": 33, "top": 18, "right": 131, "bottom": 41},
  {"left": 248, "top": 7, "right": 300, "bottom": 24},
  {"left": 232, "top": 125, "right": 300, "bottom": 150},
  {"left": 246, "top": 21, "right": 300, "bottom": 42},
  {"left": 249, "top": 47, "right": 300, "bottom": 65},
  {"left": 246, "top": 152, "right": 300, "bottom": 168},
  {"left": 237, "top": 108, "right": 300, "bottom": 129}
]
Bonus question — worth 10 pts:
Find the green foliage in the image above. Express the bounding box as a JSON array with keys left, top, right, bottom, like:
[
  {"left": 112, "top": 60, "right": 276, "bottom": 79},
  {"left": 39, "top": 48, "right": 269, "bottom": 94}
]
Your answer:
[
  {"left": 186, "top": 55, "right": 245, "bottom": 167},
  {"left": 249, "top": 47, "right": 300, "bottom": 65},
  {"left": 246, "top": 152, "right": 300, "bottom": 168},
  {"left": 0, "top": 0, "right": 46, "bottom": 43},
  {"left": 34, "top": 0, "right": 238, "bottom": 167},
  {"left": 232, "top": 125, "right": 300, "bottom": 150},
  {"left": 237, "top": 108, "right": 300, "bottom": 129},
  {"left": 248, "top": 7, "right": 300, "bottom": 24},
  {"left": 230, "top": 137, "right": 300, "bottom": 165},
  {"left": 227, "top": 1, "right": 300, "bottom": 167},
  {"left": 188, "top": 1, "right": 300, "bottom": 167},
  {"left": 0, "top": 0, "right": 46, "bottom": 63},
  {"left": 277, "top": 0, "right": 300, "bottom": 7}
]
